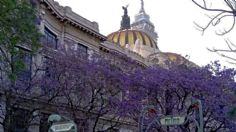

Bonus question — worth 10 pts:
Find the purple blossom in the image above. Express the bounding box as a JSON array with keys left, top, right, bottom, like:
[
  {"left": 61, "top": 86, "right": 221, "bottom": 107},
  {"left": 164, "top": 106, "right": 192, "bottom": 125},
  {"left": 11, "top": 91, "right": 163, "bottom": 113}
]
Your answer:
[
  {"left": 30, "top": 0, "right": 37, "bottom": 8},
  {"left": 119, "top": 63, "right": 236, "bottom": 131}
]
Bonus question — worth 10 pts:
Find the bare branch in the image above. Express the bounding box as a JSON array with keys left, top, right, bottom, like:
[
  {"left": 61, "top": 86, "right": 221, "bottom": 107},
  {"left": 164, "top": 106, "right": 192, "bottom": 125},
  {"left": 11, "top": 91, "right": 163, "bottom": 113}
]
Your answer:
[
  {"left": 207, "top": 38, "right": 236, "bottom": 63},
  {"left": 194, "top": 12, "right": 226, "bottom": 35},
  {"left": 216, "top": 51, "right": 236, "bottom": 61},
  {"left": 225, "top": 60, "right": 236, "bottom": 64},
  {"left": 193, "top": 0, "right": 236, "bottom": 35},
  {"left": 214, "top": 14, "right": 233, "bottom": 26},
  {"left": 226, "top": 39, "right": 236, "bottom": 48},
  {"left": 192, "top": 0, "right": 233, "bottom": 13},
  {"left": 225, "top": 39, "right": 236, "bottom": 50},
  {"left": 216, "top": 15, "right": 235, "bottom": 35}
]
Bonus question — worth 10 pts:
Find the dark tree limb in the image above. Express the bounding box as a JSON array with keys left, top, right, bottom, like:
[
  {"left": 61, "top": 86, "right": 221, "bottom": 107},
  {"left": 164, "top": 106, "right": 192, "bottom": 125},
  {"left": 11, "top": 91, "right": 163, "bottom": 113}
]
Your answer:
[{"left": 192, "top": 0, "right": 236, "bottom": 35}]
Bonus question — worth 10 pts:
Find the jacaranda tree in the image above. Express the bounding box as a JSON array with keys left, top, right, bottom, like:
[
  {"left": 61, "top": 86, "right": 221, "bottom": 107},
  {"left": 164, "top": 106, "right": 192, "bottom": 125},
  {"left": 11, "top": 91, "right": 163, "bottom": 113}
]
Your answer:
[
  {"left": 44, "top": 49, "right": 129, "bottom": 131},
  {"left": 119, "top": 62, "right": 236, "bottom": 131}
]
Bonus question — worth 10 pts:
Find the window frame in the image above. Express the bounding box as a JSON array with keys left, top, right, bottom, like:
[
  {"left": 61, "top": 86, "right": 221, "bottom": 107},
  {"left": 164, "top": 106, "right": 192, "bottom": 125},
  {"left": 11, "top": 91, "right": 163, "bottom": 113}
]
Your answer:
[
  {"left": 77, "top": 43, "right": 88, "bottom": 56},
  {"left": 43, "top": 27, "right": 58, "bottom": 49},
  {"left": 12, "top": 47, "right": 32, "bottom": 81}
]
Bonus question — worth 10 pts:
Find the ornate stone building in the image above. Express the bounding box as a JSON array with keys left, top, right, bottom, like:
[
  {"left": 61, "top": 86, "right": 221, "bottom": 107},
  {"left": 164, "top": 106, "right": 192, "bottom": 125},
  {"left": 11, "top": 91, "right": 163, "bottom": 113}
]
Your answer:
[
  {"left": 0, "top": 0, "right": 195, "bottom": 131},
  {"left": 38, "top": 0, "right": 194, "bottom": 69}
]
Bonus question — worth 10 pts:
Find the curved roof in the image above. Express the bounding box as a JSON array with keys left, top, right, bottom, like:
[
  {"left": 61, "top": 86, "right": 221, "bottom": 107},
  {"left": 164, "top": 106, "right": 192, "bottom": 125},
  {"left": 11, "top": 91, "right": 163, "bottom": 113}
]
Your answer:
[
  {"left": 148, "top": 52, "right": 184, "bottom": 61},
  {"left": 107, "top": 29, "right": 158, "bottom": 50},
  {"left": 148, "top": 52, "right": 197, "bottom": 67}
]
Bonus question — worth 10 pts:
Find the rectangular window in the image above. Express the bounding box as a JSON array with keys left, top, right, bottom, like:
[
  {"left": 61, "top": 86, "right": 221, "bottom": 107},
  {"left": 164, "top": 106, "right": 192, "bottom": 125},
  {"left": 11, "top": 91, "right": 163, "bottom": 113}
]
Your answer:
[
  {"left": 42, "top": 56, "right": 50, "bottom": 77},
  {"left": 42, "top": 56, "right": 57, "bottom": 79},
  {"left": 43, "top": 27, "right": 57, "bottom": 49},
  {"left": 13, "top": 48, "right": 32, "bottom": 81},
  {"left": 77, "top": 43, "right": 87, "bottom": 56},
  {"left": 41, "top": 56, "right": 54, "bottom": 94}
]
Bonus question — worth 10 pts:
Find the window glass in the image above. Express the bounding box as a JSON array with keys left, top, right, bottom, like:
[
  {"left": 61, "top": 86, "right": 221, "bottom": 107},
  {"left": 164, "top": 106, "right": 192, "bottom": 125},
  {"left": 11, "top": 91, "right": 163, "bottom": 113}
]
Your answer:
[
  {"left": 77, "top": 43, "right": 87, "bottom": 56},
  {"left": 41, "top": 56, "right": 55, "bottom": 95},
  {"left": 42, "top": 56, "right": 50, "bottom": 77},
  {"left": 43, "top": 27, "right": 57, "bottom": 49},
  {"left": 13, "top": 48, "right": 32, "bottom": 81}
]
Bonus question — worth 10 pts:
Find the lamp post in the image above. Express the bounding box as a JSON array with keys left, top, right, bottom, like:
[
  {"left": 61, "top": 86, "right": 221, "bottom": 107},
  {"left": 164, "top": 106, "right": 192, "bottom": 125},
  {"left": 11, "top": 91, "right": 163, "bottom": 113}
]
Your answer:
[
  {"left": 196, "top": 99, "right": 203, "bottom": 132},
  {"left": 145, "top": 116, "right": 161, "bottom": 132},
  {"left": 138, "top": 105, "right": 156, "bottom": 132},
  {"left": 191, "top": 98, "right": 204, "bottom": 132}
]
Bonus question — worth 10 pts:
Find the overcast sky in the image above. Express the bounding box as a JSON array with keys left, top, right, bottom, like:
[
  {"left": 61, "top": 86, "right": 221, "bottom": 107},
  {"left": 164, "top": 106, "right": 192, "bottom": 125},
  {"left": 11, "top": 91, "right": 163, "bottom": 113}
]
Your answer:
[{"left": 55, "top": 0, "right": 236, "bottom": 68}]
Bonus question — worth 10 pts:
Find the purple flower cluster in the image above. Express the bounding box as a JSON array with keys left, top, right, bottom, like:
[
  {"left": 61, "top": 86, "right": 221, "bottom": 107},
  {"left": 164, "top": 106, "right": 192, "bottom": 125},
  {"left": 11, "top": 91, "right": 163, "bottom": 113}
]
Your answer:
[
  {"left": 119, "top": 62, "right": 236, "bottom": 131},
  {"left": 27, "top": 48, "right": 236, "bottom": 131}
]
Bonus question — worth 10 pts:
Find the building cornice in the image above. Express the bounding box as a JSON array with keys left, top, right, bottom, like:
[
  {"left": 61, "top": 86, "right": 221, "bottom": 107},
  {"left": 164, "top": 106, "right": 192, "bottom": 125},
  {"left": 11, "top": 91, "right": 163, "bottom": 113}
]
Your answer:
[{"left": 40, "top": 0, "right": 107, "bottom": 41}]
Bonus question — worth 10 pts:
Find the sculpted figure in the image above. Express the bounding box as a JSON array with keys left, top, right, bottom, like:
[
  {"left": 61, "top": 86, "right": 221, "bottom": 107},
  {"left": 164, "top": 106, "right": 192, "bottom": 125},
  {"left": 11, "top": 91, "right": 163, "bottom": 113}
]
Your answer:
[{"left": 122, "top": 5, "right": 129, "bottom": 15}]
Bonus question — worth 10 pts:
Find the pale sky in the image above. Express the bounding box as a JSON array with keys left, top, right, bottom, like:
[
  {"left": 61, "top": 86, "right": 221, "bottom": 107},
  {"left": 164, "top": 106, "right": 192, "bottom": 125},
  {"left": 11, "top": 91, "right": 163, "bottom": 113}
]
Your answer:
[{"left": 56, "top": 0, "right": 236, "bottom": 68}]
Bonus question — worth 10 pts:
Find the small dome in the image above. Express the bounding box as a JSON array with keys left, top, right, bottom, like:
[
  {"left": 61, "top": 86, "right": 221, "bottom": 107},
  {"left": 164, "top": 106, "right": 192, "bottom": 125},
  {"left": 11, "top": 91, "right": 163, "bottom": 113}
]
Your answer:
[
  {"left": 148, "top": 52, "right": 184, "bottom": 62},
  {"left": 147, "top": 52, "right": 197, "bottom": 67},
  {"left": 107, "top": 29, "right": 158, "bottom": 50}
]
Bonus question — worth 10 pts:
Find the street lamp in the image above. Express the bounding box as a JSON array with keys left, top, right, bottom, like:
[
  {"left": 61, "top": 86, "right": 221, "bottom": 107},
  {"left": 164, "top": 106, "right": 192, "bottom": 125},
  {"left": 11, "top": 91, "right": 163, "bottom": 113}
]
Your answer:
[
  {"left": 190, "top": 98, "right": 204, "bottom": 132},
  {"left": 145, "top": 116, "right": 161, "bottom": 132},
  {"left": 139, "top": 98, "right": 204, "bottom": 132},
  {"left": 138, "top": 105, "right": 157, "bottom": 132}
]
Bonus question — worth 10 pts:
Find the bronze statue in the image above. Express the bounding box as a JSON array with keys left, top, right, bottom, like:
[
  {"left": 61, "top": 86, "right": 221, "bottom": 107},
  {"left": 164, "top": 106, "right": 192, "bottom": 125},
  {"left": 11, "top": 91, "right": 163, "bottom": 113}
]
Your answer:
[
  {"left": 120, "top": 4, "right": 130, "bottom": 30},
  {"left": 122, "top": 5, "right": 129, "bottom": 15}
]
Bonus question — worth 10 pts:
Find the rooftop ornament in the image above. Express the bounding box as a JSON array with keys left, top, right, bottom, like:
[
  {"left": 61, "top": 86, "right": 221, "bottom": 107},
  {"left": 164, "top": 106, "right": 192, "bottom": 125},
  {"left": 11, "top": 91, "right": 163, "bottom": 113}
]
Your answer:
[{"left": 120, "top": 5, "right": 131, "bottom": 30}]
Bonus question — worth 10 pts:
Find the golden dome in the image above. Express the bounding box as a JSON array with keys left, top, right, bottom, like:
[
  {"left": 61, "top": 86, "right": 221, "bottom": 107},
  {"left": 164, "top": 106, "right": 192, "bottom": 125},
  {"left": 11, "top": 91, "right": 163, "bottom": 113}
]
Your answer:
[{"left": 107, "top": 29, "right": 158, "bottom": 50}]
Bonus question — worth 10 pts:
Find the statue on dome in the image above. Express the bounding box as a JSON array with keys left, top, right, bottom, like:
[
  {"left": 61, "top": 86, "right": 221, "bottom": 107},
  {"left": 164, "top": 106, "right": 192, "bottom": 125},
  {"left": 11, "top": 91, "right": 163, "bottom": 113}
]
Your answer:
[
  {"left": 122, "top": 5, "right": 129, "bottom": 16},
  {"left": 120, "top": 4, "right": 131, "bottom": 30}
]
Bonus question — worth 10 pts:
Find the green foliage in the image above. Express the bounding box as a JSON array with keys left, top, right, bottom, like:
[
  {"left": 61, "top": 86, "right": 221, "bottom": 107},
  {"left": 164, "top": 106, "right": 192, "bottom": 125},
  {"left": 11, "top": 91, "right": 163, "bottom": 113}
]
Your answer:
[
  {"left": 228, "top": 107, "right": 236, "bottom": 118},
  {"left": 0, "top": 0, "right": 41, "bottom": 80}
]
